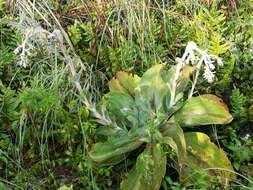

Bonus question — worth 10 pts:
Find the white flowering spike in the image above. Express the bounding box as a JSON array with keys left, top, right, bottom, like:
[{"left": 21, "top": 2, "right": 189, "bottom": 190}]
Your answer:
[
  {"left": 13, "top": 15, "right": 64, "bottom": 68},
  {"left": 170, "top": 41, "right": 225, "bottom": 103},
  {"left": 179, "top": 41, "right": 223, "bottom": 83}
]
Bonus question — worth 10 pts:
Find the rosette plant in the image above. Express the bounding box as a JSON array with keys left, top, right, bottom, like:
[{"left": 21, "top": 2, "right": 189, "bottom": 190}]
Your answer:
[{"left": 88, "top": 42, "right": 235, "bottom": 189}]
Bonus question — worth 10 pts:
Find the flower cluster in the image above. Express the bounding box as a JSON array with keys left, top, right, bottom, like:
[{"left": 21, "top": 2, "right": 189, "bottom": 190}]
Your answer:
[
  {"left": 14, "top": 41, "right": 32, "bottom": 67},
  {"left": 177, "top": 41, "right": 223, "bottom": 83},
  {"left": 13, "top": 19, "right": 63, "bottom": 67},
  {"left": 14, "top": 28, "right": 36, "bottom": 67}
]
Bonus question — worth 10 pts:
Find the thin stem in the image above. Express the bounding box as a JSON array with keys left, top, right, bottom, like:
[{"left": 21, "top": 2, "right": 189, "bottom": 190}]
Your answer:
[
  {"left": 188, "top": 67, "right": 200, "bottom": 99},
  {"left": 169, "top": 61, "right": 183, "bottom": 107}
]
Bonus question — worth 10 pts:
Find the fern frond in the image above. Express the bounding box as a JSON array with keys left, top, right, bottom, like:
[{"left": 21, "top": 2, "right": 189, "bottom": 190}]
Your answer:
[{"left": 231, "top": 88, "right": 247, "bottom": 119}]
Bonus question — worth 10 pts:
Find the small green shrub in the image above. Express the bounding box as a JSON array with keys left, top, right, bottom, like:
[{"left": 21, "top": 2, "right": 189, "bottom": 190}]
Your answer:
[{"left": 19, "top": 87, "right": 60, "bottom": 113}]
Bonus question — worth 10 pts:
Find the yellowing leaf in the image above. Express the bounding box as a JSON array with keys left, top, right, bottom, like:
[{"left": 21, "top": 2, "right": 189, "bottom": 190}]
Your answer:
[
  {"left": 174, "top": 94, "right": 233, "bottom": 127},
  {"left": 109, "top": 71, "right": 140, "bottom": 96},
  {"left": 180, "top": 132, "right": 236, "bottom": 184},
  {"left": 121, "top": 143, "right": 166, "bottom": 190}
]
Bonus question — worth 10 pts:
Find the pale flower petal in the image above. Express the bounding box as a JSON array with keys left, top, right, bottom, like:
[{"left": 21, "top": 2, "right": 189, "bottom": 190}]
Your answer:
[
  {"left": 179, "top": 41, "right": 223, "bottom": 83},
  {"left": 203, "top": 66, "right": 215, "bottom": 83},
  {"left": 216, "top": 57, "right": 223, "bottom": 66}
]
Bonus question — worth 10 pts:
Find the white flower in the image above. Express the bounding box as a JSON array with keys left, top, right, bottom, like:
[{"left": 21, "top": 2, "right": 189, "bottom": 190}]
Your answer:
[
  {"left": 216, "top": 57, "right": 223, "bottom": 66},
  {"left": 181, "top": 41, "right": 198, "bottom": 63},
  {"left": 14, "top": 46, "right": 21, "bottom": 54},
  {"left": 243, "top": 134, "right": 251, "bottom": 140},
  {"left": 179, "top": 41, "right": 223, "bottom": 83},
  {"left": 189, "top": 51, "right": 196, "bottom": 64},
  {"left": 175, "top": 57, "right": 183, "bottom": 64},
  {"left": 203, "top": 66, "right": 215, "bottom": 83},
  {"left": 209, "top": 62, "right": 215, "bottom": 70},
  {"left": 120, "top": 107, "right": 131, "bottom": 113},
  {"left": 14, "top": 25, "right": 65, "bottom": 68},
  {"left": 14, "top": 43, "right": 32, "bottom": 67},
  {"left": 187, "top": 41, "right": 198, "bottom": 51}
]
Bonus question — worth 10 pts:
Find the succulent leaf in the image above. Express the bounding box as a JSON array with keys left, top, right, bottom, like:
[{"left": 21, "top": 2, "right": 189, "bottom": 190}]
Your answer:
[
  {"left": 180, "top": 132, "right": 236, "bottom": 183},
  {"left": 174, "top": 94, "right": 233, "bottom": 127},
  {"left": 161, "top": 121, "right": 186, "bottom": 160},
  {"left": 134, "top": 64, "right": 170, "bottom": 114},
  {"left": 89, "top": 128, "right": 145, "bottom": 164},
  {"left": 102, "top": 91, "right": 138, "bottom": 128},
  {"left": 134, "top": 64, "right": 194, "bottom": 116},
  {"left": 121, "top": 143, "right": 166, "bottom": 190},
  {"left": 109, "top": 71, "right": 140, "bottom": 96}
]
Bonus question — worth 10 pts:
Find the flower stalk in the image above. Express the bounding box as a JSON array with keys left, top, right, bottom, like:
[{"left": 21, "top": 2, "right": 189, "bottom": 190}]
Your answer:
[{"left": 172, "top": 41, "right": 223, "bottom": 99}]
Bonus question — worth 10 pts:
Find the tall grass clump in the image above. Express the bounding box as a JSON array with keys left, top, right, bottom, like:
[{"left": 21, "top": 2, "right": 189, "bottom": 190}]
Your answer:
[{"left": 0, "top": 0, "right": 102, "bottom": 189}]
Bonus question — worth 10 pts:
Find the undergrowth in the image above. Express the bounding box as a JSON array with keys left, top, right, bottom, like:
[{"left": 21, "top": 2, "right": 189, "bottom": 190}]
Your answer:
[{"left": 0, "top": 0, "right": 252, "bottom": 189}]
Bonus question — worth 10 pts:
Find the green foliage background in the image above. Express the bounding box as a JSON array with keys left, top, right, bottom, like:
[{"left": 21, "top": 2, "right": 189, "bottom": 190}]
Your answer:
[{"left": 0, "top": 0, "right": 252, "bottom": 189}]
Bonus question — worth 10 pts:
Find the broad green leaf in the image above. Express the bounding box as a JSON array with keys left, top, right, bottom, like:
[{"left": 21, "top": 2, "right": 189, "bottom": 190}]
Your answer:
[
  {"left": 89, "top": 128, "right": 145, "bottom": 164},
  {"left": 109, "top": 71, "right": 140, "bottom": 96},
  {"left": 121, "top": 143, "right": 166, "bottom": 190},
  {"left": 161, "top": 120, "right": 186, "bottom": 161},
  {"left": 102, "top": 91, "right": 138, "bottom": 128},
  {"left": 180, "top": 132, "right": 236, "bottom": 183},
  {"left": 95, "top": 126, "right": 122, "bottom": 137},
  {"left": 135, "top": 64, "right": 194, "bottom": 118},
  {"left": 134, "top": 64, "right": 170, "bottom": 114},
  {"left": 174, "top": 95, "right": 233, "bottom": 127},
  {"left": 93, "top": 153, "right": 130, "bottom": 167}
]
